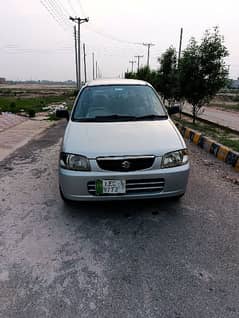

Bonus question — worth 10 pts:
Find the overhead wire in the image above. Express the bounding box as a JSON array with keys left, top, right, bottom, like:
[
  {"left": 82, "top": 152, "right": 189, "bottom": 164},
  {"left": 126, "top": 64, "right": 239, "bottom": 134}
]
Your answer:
[
  {"left": 67, "top": 0, "right": 76, "bottom": 15},
  {"left": 40, "top": 0, "right": 68, "bottom": 31}
]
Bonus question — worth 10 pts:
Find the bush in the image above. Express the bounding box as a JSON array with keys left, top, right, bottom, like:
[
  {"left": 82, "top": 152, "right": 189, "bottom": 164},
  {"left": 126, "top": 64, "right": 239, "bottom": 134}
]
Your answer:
[
  {"left": 27, "top": 109, "right": 36, "bottom": 117},
  {"left": 9, "top": 102, "right": 18, "bottom": 113},
  {"left": 73, "top": 89, "right": 79, "bottom": 97},
  {"left": 232, "top": 95, "right": 239, "bottom": 102}
]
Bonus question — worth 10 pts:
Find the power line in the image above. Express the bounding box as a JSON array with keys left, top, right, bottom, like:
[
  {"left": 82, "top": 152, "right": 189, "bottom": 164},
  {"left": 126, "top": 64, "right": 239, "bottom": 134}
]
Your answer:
[
  {"left": 40, "top": 0, "right": 68, "bottom": 30},
  {"left": 56, "top": 0, "right": 72, "bottom": 17},
  {"left": 67, "top": 0, "right": 76, "bottom": 14},
  {"left": 77, "top": 0, "right": 87, "bottom": 16},
  {"left": 85, "top": 25, "right": 142, "bottom": 46}
]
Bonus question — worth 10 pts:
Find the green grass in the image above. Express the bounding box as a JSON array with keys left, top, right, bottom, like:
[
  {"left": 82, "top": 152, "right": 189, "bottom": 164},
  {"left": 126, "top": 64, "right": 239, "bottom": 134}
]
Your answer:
[{"left": 175, "top": 116, "right": 239, "bottom": 152}]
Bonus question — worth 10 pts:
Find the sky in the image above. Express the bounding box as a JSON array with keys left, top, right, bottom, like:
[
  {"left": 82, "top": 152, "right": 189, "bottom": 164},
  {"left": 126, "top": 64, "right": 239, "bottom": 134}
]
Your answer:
[{"left": 0, "top": 0, "right": 239, "bottom": 81}]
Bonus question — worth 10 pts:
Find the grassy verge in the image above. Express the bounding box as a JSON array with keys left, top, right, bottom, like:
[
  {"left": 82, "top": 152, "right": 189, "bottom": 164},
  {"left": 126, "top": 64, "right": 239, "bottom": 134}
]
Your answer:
[
  {"left": 0, "top": 93, "right": 75, "bottom": 114},
  {"left": 208, "top": 103, "right": 239, "bottom": 112},
  {"left": 174, "top": 115, "right": 239, "bottom": 152}
]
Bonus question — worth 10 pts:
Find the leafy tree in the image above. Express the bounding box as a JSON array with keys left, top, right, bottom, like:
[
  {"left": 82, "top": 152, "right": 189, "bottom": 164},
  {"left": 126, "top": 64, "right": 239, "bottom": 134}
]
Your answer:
[
  {"left": 157, "top": 47, "right": 179, "bottom": 103},
  {"left": 179, "top": 27, "right": 229, "bottom": 123},
  {"left": 125, "top": 66, "right": 159, "bottom": 89},
  {"left": 125, "top": 71, "right": 136, "bottom": 79}
]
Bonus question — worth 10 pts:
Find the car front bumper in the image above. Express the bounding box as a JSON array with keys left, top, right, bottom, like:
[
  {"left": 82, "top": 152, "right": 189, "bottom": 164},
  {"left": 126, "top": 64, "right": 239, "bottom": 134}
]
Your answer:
[{"left": 59, "top": 162, "right": 190, "bottom": 201}]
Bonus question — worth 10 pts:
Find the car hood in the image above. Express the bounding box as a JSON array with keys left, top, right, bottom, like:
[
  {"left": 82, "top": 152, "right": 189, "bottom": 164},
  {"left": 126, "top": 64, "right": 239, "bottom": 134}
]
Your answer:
[{"left": 62, "top": 119, "right": 185, "bottom": 157}]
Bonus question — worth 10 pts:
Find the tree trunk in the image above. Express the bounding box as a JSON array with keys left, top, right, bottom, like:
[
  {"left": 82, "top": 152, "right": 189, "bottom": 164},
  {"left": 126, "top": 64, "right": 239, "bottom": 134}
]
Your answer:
[{"left": 192, "top": 105, "right": 196, "bottom": 124}]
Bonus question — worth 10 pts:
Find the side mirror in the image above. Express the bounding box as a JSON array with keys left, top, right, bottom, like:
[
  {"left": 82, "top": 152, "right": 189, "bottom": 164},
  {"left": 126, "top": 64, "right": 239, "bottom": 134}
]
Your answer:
[
  {"left": 56, "top": 109, "right": 69, "bottom": 120},
  {"left": 167, "top": 105, "right": 180, "bottom": 115}
]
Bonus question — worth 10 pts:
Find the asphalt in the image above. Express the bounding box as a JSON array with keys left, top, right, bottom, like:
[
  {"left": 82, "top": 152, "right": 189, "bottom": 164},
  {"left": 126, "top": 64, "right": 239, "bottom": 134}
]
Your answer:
[{"left": 0, "top": 121, "right": 239, "bottom": 318}]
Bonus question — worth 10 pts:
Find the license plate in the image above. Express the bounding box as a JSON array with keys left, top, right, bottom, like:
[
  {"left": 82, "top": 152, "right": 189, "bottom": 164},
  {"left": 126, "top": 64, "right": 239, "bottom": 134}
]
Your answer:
[{"left": 96, "top": 179, "right": 126, "bottom": 195}]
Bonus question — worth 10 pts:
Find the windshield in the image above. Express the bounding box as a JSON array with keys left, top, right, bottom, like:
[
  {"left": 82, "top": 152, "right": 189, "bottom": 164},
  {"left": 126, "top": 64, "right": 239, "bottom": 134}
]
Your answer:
[{"left": 72, "top": 84, "right": 167, "bottom": 122}]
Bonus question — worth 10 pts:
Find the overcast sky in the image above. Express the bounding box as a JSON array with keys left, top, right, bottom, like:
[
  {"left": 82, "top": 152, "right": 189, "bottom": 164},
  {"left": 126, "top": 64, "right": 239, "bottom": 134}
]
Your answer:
[{"left": 0, "top": 0, "right": 239, "bottom": 81}]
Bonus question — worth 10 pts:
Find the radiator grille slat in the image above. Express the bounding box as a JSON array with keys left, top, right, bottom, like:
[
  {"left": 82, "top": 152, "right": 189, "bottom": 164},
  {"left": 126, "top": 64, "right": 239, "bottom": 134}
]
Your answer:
[{"left": 87, "top": 178, "right": 165, "bottom": 196}]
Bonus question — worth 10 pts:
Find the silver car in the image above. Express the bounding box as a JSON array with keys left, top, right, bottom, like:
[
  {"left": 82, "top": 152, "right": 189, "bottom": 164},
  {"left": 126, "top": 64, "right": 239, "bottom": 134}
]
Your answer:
[{"left": 57, "top": 79, "right": 189, "bottom": 202}]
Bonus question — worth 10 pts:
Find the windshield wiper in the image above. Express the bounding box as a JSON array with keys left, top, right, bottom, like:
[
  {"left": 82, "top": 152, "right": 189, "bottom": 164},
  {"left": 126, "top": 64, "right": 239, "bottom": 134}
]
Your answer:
[
  {"left": 135, "top": 114, "right": 168, "bottom": 120},
  {"left": 73, "top": 114, "right": 168, "bottom": 122},
  {"left": 73, "top": 114, "right": 137, "bottom": 122}
]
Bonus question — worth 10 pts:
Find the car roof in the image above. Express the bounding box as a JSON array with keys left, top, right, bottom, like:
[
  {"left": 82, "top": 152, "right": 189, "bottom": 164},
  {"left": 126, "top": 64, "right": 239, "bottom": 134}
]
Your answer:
[{"left": 85, "top": 79, "right": 150, "bottom": 87}]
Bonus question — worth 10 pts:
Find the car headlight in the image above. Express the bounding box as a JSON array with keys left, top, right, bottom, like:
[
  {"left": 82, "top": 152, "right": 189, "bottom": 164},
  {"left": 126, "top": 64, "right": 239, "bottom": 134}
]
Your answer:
[
  {"left": 60, "top": 152, "right": 91, "bottom": 171},
  {"left": 161, "top": 149, "right": 188, "bottom": 168}
]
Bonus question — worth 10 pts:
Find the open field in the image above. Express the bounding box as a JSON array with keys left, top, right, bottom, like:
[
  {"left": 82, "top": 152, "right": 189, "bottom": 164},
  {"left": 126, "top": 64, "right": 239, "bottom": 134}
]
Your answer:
[
  {"left": 0, "top": 84, "right": 76, "bottom": 115},
  {"left": 208, "top": 92, "right": 239, "bottom": 112}
]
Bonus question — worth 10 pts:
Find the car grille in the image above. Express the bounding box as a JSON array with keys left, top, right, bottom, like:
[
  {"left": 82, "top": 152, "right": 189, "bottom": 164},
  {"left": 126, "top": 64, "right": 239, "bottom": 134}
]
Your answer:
[
  {"left": 96, "top": 156, "right": 155, "bottom": 172},
  {"left": 87, "top": 178, "right": 165, "bottom": 196}
]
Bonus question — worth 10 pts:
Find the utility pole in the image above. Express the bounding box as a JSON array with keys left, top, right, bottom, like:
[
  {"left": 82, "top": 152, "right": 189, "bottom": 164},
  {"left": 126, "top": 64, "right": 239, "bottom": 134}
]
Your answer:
[
  {"left": 69, "top": 16, "right": 89, "bottom": 89},
  {"left": 134, "top": 55, "right": 144, "bottom": 72},
  {"left": 92, "top": 52, "right": 95, "bottom": 80},
  {"left": 73, "top": 25, "right": 79, "bottom": 88},
  {"left": 83, "top": 43, "right": 87, "bottom": 83},
  {"left": 96, "top": 61, "right": 98, "bottom": 79},
  {"left": 178, "top": 27, "right": 183, "bottom": 119},
  {"left": 143, "top": 43, "right": 155, "bottom": 68},
  {"left": 178, "top": 27, "right": 183, "bottom": 66},
  {"left": 129, "top": 60, "right": 136, "bottom": 73}
]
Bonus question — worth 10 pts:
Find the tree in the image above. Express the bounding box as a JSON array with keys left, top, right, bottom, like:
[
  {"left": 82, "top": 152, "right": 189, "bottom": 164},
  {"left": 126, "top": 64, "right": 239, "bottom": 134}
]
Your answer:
[
  {"left": 125, "top": 71, "right": 136, "bottom": 79},
  {"left": 125, "top": 66, "right": 158, "bottom": 88},
  {"left": 179, "top": 27, "right": 229, "bottom": 123},
  {"left": 157, "top": 47, "right": 179, "bottom": 104}
]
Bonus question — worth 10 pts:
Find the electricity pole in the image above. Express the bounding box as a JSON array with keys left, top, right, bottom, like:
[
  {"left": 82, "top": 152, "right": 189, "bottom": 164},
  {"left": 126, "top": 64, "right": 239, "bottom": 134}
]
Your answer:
[
  {"left": 92, "top": 53, "right": 95, "bottom": 80},
  {"left": 143, "top": 43, "right": 155, "bottom": 68},
  {"left": 129, "top": 60, "right": 136, "bottom": 73},
  {"left": 178, "top": 27, "right": 183, "bottom": 66},
  {"left": 69, "top": 16, "right": 89, "bottom": 89},
  {"left": 96, "top": 61, "right": 98, "bottom": 79},
  {"left": 83, "top": 43, "right": 87, "bottom": 83},
  {"left": 134, "top": 55, "right": 144, "bottom": 72},
  {"left": 73, "top": 25, "right": 79, "bottom": 87}
]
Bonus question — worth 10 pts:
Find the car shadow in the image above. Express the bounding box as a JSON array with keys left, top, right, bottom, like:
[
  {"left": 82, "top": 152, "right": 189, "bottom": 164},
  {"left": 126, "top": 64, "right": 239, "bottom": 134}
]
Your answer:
[{"left": 61, "top": 197, "right": 182, "bottom": 221}]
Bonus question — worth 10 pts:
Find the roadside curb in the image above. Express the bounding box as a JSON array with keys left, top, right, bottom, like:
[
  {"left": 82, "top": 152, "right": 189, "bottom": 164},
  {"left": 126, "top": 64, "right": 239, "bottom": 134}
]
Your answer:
[{"left": 175, "top": 122, "right": 239, "bottom": 172}]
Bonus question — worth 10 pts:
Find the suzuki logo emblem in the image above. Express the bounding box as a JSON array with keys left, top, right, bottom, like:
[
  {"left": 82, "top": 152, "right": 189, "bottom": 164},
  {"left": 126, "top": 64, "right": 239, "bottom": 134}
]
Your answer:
[{"left": 121, "top": 160, "right": 131, "bottom": 169}]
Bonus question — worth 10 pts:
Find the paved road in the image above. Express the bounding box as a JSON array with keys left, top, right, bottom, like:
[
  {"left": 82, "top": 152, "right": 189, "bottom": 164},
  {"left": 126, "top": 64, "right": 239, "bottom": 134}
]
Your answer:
[
  {"left": 0, "top": 121, "right": 239, "bottom": 318},
  {"left": 183, "top": 103, "right": 239, "bottom": 132},
  {"left": 0, "top": 118, "right": 54, "bottom": 162}
]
